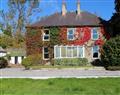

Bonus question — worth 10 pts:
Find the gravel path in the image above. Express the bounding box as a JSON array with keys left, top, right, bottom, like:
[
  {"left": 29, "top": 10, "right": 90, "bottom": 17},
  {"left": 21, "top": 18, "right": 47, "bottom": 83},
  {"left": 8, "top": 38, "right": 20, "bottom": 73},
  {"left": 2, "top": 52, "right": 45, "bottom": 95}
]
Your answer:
[{"left": 0, "top": 68, "right": 120, "bottom": 79}]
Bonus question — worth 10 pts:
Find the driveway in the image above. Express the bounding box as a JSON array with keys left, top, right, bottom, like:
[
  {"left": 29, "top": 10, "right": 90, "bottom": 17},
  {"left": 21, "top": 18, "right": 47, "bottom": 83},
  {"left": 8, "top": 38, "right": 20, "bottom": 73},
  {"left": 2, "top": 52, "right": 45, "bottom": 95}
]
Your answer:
[{"left": 0, "top": 68, "right": 120, "bottom": 79}]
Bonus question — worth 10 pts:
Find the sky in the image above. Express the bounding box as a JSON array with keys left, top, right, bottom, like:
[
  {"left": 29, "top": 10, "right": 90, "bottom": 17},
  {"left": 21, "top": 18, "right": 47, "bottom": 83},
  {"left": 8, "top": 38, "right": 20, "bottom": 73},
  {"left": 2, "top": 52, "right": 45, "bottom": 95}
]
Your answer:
[{"left": 0, "top": 0, "right": 115, "bottom": 23}]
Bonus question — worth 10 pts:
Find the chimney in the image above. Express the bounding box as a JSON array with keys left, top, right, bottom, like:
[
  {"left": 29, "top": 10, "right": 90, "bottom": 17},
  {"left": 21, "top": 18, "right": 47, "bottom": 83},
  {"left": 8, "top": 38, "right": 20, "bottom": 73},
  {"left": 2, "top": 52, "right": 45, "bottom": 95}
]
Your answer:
[
  {"left": 62, "top": 1, "right": 67, "bottom": 16},
  {"left": 77, "top": 0, "right": 81, "bottom": 15}
]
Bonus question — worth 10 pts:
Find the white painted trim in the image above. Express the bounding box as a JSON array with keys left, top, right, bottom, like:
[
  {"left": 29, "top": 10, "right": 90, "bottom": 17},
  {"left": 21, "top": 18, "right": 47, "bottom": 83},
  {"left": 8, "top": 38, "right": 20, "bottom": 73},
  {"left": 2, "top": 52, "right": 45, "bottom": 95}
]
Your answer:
[
  {"left": 67, "top": 28, "right": 76, "bottom": 41},
  {"left": 54, "top": 45, "right": 85, "bottom": 59},
  {"left": 42, "top": 29, "right": 50, "bottom": 41},
  {"left": 91, "top": 28, "right": 99, "bottom": 40},
  {"left": 83, "top": 45, "right": 85, "bottom": 58},
  {"left": 92, "top": 45, "right": 99, "bottom": 59}
]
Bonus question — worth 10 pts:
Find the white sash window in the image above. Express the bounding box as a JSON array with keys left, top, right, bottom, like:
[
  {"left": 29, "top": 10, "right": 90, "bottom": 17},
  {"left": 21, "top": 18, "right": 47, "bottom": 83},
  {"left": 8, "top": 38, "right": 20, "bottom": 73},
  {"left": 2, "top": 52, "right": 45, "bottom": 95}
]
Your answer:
[{"left": 54, "top": 46, "right": 84, "bottom": 58}]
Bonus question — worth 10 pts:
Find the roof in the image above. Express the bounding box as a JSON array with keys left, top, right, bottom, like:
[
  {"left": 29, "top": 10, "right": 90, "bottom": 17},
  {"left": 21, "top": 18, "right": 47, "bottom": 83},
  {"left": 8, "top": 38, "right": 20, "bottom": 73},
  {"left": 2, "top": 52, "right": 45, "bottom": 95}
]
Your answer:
[
  {"left": 30, "top": 11, "right": 102, "bottom": 27},
  {"left": 7, "top": 48, "right": 26, "bottom": 57}
]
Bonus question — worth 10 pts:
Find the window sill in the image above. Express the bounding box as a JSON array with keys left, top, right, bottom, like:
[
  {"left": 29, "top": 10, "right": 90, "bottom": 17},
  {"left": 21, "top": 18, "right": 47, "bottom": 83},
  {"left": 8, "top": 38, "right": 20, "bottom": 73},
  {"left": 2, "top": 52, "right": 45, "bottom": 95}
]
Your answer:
[{"left": 43, "top": 40, "right": 50, "bottom": 41}]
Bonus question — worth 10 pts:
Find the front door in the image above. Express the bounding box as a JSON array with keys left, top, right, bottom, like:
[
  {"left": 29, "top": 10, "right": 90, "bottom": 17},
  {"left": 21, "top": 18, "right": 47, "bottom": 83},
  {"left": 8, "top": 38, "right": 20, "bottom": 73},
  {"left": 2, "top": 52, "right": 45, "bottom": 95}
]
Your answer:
[{"left": 15, "top": 56, "right": 18, "bottom": 64}]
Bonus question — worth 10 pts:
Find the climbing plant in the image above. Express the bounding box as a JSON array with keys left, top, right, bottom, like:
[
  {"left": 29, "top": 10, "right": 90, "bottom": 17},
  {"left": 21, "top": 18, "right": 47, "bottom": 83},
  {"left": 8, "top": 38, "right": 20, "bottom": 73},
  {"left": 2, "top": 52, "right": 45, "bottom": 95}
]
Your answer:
[
  {"left": 49, "top": 27, "right": 60, "bottom": 46},
  {"left": 26, "top": 28, "right": 42, "bottom": 55}
]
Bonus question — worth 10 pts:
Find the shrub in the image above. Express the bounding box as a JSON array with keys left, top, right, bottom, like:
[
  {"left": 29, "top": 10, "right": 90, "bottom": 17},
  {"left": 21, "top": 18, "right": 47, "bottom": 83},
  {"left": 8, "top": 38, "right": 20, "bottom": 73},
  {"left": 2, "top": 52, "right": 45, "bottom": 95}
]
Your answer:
[
  {"left": 105, "top": 66, "right": 120, "bottom": 71},
  {"left": 52, "top": 58, "right": 89, "bottom": 66},
  {"left": 22, "top": 54, "right": 42, "bottom": 70},
  {"left": 91, "top": 59, "right": 104, "bottom": 66},
  {"left": 0, "top": 57, "right": 8, "bottom": 68},
  {"left": 101, "top": 36, "right": 120, "bottom": 67}
]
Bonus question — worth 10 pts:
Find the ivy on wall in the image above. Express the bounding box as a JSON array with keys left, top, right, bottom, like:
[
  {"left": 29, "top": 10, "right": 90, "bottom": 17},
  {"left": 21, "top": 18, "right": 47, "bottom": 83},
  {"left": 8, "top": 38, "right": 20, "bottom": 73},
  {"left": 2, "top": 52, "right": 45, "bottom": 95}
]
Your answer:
[
  {"left": 26, "top": 26, "right": 107, "bottom": 64},
  {"left": 26, "top": 28, "right": 43, "bottom": 55},
  {"left": 49, "top": 27, "right": 60, "bottom": 46}
]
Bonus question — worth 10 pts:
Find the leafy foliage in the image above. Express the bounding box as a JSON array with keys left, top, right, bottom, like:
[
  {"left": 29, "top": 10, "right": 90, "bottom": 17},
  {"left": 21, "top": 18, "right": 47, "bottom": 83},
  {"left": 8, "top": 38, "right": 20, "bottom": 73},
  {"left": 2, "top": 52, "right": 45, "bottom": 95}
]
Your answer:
[
  {"left": 26, "top": 28, "right": 42, "bottom": 55},
  {"left": 0, "top": 57, "right": 8, "bottom": 68},
  {"left": 0, "top": 34, "right": 13, "bottom": 48},
  {"left": 115, "top": 0, "right": 120, "bottom": 12},
  {"left": 0, "top": 34, "right": 25, "bottom": 49},
  {"left": 50, "top": 27, "right": 60, "bottom": 46},
  {"left": 109, "top": 0, "right": 120, "bottom": 37},
  {"left": 52, "top": 58, "right": 89, "bottom": 66},
  {"left": 106, "top": 66, "right": 120, "bottom": 71},
  {"left": 101, "top": 36, "right": 120, "bottom": 67},
  {"left": 22, "top": 54, "right": 42, "bottom": 69}
]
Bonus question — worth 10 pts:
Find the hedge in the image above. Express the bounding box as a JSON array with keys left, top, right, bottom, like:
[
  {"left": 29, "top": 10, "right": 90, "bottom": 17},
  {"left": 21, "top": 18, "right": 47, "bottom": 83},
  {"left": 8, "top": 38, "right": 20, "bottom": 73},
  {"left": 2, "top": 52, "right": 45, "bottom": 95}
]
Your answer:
[
  {"left": 0, "top": 57, "right": 8, "bottom": 68},
  {"left": 52, "top": 58, "right": 89, "bottom": 66}
]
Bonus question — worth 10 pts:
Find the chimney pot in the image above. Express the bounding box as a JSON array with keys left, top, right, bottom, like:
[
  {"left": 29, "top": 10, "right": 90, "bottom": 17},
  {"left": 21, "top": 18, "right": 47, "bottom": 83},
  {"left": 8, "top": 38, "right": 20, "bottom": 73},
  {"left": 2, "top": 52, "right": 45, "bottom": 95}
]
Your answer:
[
  {"left": 62, "top": 1, "right": 67, "bottom": 16},
  {"left": 77, "top": 0, "right": 81, "bottom": 15}
]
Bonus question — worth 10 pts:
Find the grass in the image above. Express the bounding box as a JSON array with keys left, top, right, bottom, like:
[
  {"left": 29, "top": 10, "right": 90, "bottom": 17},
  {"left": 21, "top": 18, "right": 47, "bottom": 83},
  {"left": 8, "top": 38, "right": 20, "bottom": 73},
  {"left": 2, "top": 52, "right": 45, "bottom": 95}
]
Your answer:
[{"left": 0, "top": 78, "right": 120, "bottom": 95}]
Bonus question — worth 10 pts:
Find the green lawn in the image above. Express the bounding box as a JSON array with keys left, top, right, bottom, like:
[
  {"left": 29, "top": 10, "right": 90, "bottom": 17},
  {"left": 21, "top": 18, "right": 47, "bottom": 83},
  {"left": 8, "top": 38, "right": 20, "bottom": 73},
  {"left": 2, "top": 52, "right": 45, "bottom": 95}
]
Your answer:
[{"left": 0, "top": 78, "right": 120, "bottom": 95}]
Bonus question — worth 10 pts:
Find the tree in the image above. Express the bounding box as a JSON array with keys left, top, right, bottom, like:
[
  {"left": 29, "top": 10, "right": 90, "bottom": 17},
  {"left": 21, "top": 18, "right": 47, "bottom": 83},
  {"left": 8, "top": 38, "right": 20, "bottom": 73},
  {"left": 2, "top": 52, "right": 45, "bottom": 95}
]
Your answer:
[
  {"left": 0, "top": 0, "right": 41, "bottom": 35},
  {"left": 0, "top": 10, "right": 13, "bottom": 36},
  {"left": 109, "top": 0, "right": 120, "bottom": 37},
  {"left": 101, "top": 36, "right": 120, "bottom": 67},
  {"left": 0, "top": 34, "right": 14, "bottom": 49},
  {"left": 0, "top": 0, "right": 41, "bottom": 48},
  {"left": 115, "top": 0, "right": 120, "bottom": 12}
]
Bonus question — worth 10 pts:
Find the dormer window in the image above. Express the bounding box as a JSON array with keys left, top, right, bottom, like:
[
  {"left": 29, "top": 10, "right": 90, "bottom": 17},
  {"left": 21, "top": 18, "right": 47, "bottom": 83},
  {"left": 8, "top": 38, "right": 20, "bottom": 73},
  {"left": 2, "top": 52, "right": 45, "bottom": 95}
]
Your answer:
[
  {"left": 92, "top": 28, "right": 99, "bottom": 40},
  {"left": 67, "top": 28, "right": 75, "bottom": 40},
  {"left": 43, "top": 29, "right": 50, "bottom": 41}
]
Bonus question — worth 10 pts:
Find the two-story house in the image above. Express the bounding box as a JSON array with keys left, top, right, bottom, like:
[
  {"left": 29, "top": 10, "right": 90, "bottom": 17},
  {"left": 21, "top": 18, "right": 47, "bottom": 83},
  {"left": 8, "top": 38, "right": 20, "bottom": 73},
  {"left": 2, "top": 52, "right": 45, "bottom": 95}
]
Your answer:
[{"left": 26, "top": 1, "right": 109, "bottom": 64}]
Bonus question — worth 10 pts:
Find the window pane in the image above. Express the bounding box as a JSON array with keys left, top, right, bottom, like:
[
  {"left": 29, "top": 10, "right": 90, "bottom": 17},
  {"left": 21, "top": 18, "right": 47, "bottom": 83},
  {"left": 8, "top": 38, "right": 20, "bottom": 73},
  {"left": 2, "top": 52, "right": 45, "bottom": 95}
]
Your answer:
[
  {"left": 68, "top": 35, "right": 74, "bottom": 40},
  {"left": 43, "top": 30, "right": 50, "bottom": 40},
  {"left": 73, "top": 47, "right": 77, "bottom": 57},
  {"left": 67, "top": 47, "right": 72, "bottom": 57},
  {"left": 44, "top": 47, "right": 49, "bottom": 59},
  {"left": 55, "top": 47, "right": 60, "bottom": 58},
  {"left": 68, "top": 28, "right": 74, "bottom": 40},
  {"left": 93, "top": 53, "right": 98, "bottom": 58},
  {"left": 44, "top": 35, "right": 49, "bottom": 40},
  {"left": 93, "top": 34, "right": 98, "bottom": 39},
  {"left": 61, "top": 47, "right": 66, "bottom": 57},
  {"left": 44, "top": 47, "right": 48, "bottom": 53},
  {"left": 44, "top": 54, "right": 49, "bottom": 59},
  {"left": 93, "top": 46, "right": 99, "bottom": 52},
  {"left": 92, "top": 28, "right": 98, "bottom": 40},
  {"left": 44, "top": 30, "right": 49, "bottom": 34},
  {"left": 93, "top": 46, "right": 99, "bottom": 58},
  {"left": 68, "top": 29, "right": 74, "bottom": 35},
  {"left": 78, "top": 47, "right": 83, "bottom": 58}
]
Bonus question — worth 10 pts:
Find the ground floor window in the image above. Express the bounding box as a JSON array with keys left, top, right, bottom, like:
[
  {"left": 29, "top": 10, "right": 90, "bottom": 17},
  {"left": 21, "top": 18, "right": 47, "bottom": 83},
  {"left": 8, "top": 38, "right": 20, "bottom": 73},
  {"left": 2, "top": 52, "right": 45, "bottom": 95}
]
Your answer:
[
  {"left": 54, "top": 46, "right": 84, "bottom": 58},
  {"left": 43, "top": 47, "right": 49, "bottom": 59},
  {"left": 92, "top": 46, "right": 99, "bottom": 58}
]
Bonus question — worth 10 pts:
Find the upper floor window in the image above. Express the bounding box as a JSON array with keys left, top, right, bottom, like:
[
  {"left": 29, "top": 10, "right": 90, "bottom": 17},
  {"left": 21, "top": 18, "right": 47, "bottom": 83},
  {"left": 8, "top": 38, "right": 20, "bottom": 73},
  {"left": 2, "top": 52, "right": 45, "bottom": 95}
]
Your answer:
[
  {"left": 43, "top": 29, "right": 50, "bottom": 41},
  {"left": 67, "top": 28, "right": 75, "bottom": 40},
  {"left": 92, "top": 46, "right": 99, "bottom": 58},
  {"left": 92, "top": 28, "right": 99, "bottom": 40}
]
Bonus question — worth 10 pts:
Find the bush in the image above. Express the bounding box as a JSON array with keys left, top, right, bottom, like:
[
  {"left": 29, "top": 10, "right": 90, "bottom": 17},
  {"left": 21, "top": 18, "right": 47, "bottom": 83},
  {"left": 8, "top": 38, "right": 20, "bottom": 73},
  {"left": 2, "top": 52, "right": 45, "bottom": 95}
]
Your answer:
[
  {"left": 105, "top": 66, "right": 120, "bottom": 71},
  {"left": 101, "top": 36, "right": 120, "bottom": 67},
  {"left": 91, "top": 59, "right": 104, "bottom": 66},
  {"left": 22, "top": 54, "right": 42, "bottom": 70},
  {"left": 0, "top": 57, "right": 8, "bottom": 68},
  {"left": 52, "top": 58, "right": 89, "bottom": 66}
]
